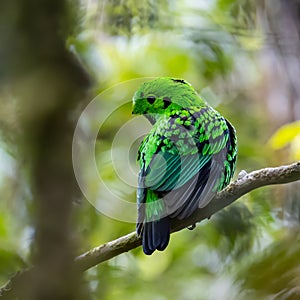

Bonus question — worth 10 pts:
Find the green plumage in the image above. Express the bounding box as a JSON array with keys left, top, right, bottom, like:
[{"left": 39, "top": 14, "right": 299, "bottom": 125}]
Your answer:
[{"left": 132, "top": 77, "right": 237, "bottom": 255}]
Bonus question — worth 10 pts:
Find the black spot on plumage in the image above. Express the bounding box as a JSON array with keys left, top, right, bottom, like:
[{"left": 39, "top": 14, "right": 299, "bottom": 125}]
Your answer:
[
  {"left": 172, "top": 78, "right": 187, "bottom": 84},
  {"left": 170, "top": 113, "right": 180, "bottom": 122},
  {"left": 183, "top": 124, "right": 192, "bottom": 130},
  {"left": 196, "top": 140, "right": 209, "bottom": 153},
  {"left": 147, "top": 96, "right": 156, "bottom": 104},
  {"left": 163, "top": 97, "right": 171, "bottom": 108},
  {"left": 191, "top": 111, "right": 201, "bottom": 120},
  {"left": 181, "top": 116, "right": 188, "bottom": 121},
  {"left": 189, "top": 107, "right": 209, "bottom": 120}
]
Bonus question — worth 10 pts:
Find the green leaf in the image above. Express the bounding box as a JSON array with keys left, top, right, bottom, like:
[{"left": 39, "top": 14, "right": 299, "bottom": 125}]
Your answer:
[{"left": 0, "top": 248, "right": 26, "bottom": 275}]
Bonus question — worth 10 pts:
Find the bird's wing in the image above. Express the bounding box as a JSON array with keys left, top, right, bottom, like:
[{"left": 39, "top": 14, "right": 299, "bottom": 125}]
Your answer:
[
  {"left": 137, "top": 108, "right": 234, "bottom": 219},
  {"left": 144, "top": 150, "right": 211, "bottom": 191}
]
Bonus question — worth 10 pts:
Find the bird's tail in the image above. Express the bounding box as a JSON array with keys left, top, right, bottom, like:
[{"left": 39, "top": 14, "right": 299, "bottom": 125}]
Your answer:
[{"left": 142, "top": 217, "right": 170, "bottom": 255}]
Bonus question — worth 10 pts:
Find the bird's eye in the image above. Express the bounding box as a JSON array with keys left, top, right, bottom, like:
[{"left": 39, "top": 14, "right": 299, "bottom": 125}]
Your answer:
[
  {"left": 163, "top": 97, "right": 171, "bottom": 108},
  {"left": 147, "top": 96, "right": 156, "bottom": 104}
]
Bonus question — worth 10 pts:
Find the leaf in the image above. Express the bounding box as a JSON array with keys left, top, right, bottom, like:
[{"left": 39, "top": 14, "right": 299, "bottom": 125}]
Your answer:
[
  {"left": 0, "top": 248, "right": 26, "bottom": 275},
  {"left": 291, "top": 134, "right": 300, "bottom": 160},
  {"left": 268, "top": 121, "right": 300, "bottom": 150}
]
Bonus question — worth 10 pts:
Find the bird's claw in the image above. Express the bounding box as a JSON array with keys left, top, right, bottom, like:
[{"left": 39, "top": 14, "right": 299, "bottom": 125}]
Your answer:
[{"left": 187, "top": 224, "right": 196, "bottom": 230}]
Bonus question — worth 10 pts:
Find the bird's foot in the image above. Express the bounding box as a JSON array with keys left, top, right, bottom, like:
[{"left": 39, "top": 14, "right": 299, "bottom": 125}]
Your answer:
[{"left": 187, "top": 224, "right": 196, "bottom": 230}]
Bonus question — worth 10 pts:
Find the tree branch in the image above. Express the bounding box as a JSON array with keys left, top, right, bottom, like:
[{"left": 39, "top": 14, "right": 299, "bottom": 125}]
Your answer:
[{"left": 75, "top": 161, "right": 300, "bottom": 272}]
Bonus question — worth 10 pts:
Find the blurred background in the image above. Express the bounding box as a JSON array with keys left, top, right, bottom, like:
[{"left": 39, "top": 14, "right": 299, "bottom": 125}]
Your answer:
[{"left": 0, "top": 0, "right": 300, "bottom": 299}]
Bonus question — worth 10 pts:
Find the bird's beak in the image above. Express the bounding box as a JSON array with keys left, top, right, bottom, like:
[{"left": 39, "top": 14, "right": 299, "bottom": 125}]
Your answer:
[{"left": 132, "top": 98, "right": 138, "bottom": 115}]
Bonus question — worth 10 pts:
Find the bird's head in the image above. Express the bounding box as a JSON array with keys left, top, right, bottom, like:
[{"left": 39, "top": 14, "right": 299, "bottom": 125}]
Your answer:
[{"left": 132, "top": 77, "right": 204, "bottom": 124}]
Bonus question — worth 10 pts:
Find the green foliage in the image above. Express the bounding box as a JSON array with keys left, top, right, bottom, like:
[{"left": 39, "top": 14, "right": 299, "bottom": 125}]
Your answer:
[
  {"left": 0, "top": 249, "right": 25, "bottom": 279},
  {"left": 101, "top": 0, "right": 171, "bottom": 36},
  {"left": 212, "top": 203, "right": 256, "bottom": 259},
  {"left": 238, "top": 232, "right": 300, "bottom": 299}
]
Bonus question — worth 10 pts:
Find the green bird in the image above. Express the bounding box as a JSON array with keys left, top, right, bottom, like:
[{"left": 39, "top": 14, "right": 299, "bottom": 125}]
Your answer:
[{"left": 132, "top": 77, "right": 237, "bottom": 255}]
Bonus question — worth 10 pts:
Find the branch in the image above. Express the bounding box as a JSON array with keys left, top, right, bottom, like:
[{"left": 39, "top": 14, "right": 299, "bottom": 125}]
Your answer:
[{"left": 75, "top": 161, "right": 300, "bottom": 272}]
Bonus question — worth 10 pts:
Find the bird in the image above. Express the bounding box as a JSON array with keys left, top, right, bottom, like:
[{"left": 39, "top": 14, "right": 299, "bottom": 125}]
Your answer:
[{"left": 132, "top": 77, "right": 237, "bottom": 255}]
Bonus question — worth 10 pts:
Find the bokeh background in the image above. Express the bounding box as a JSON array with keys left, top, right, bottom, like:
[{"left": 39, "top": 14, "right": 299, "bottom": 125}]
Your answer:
[{"left": 0, "top": 0, "right": 300, "bottom": 299}]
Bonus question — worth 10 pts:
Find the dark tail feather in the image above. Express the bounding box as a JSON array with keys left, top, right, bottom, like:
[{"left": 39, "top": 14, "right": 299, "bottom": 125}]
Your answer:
[{"left": 142, "top": 217, "right": 170, "bottom": 255}]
